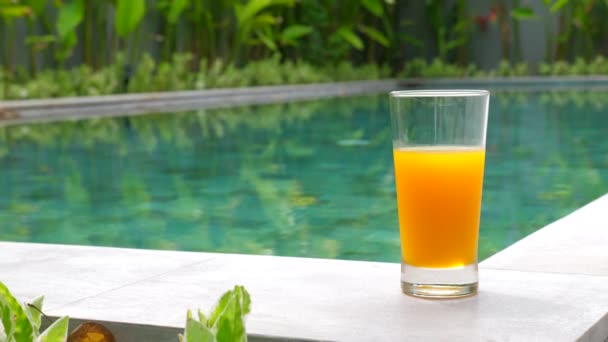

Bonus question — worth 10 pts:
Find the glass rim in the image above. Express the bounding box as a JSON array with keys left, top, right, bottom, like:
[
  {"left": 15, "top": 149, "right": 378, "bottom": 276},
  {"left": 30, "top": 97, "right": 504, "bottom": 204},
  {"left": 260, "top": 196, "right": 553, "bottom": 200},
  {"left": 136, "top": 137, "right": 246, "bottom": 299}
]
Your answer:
[{"left": 390, "top": 89, "right": 489, "bottom": 98}]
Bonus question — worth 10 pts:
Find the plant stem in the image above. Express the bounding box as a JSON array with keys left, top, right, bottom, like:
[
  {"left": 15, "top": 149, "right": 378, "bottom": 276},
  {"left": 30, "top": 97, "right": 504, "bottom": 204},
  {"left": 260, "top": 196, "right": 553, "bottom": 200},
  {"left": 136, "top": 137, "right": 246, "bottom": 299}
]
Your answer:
[
  {"left": 41, "top": 10, "right": 55, "bottom": 70},
  {"left": 84, "top": 1, "right": 93, "bottom": 68},
  {"left": 162, "top": 14, "right": 172, "bottom": 62},
  {"left": 208, "top": 11, "right": 216, "bottom": 63},
  {"left": 512, "top": 21, "right": 521, "bottom": 62},
  {"left": 0, "top": 22, "right": 7, "bottom": 98},
  {"left": 98, "top": 2, "right": 106, "bottom": 68},
  {"left": 7, "top": 23, "right": 15, "bottom": 75},
  {"left": 498, "top": 2, "right": 511, "bottom": 60},
  {"left": 512, "top": 0, "right": 522, "bottom": 62},
  {"left": 27, "top": 20, "right": 38, "bottom": 77}
]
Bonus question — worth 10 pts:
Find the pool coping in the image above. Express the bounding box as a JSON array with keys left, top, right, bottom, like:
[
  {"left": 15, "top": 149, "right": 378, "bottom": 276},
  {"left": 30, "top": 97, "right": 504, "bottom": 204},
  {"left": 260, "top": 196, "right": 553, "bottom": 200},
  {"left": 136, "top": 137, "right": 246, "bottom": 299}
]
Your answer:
[
  {"left": 1, "top": 76, "right": 608, "bottom": 126},
  {"left": 0, "top": 79, "right": 399, "bottom": 126},
  {"left": 1, "top": 193, "right": 607, "bottom": 341}
]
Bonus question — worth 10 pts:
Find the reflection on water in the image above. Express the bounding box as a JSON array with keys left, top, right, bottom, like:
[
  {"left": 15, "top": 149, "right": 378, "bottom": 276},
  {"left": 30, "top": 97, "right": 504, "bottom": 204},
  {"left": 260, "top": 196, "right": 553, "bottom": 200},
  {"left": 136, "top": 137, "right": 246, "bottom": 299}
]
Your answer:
[{"left": 0, "top": 91, "right": 607, "bottom": 262}]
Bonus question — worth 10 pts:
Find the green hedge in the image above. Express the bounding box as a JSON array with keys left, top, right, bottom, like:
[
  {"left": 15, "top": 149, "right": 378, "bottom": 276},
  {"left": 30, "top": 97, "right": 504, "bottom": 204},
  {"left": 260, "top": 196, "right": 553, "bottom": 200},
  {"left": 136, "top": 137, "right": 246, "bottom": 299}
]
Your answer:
[
  {"left": 0, "top": 54, "right": 391, "bottom": 100},
  {"left": 399, "top": 56, "right": 608, "bottom": 78},
  {"left": 2, "top": 55, "right": 608, "bottom": 101}
]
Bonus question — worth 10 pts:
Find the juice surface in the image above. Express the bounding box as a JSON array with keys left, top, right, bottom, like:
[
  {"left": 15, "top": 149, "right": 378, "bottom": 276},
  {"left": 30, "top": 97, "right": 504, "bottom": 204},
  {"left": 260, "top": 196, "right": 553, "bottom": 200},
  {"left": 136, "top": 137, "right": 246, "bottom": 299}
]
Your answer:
[{"left": 393, "top": 146, "right": 485, "bottom": 268}]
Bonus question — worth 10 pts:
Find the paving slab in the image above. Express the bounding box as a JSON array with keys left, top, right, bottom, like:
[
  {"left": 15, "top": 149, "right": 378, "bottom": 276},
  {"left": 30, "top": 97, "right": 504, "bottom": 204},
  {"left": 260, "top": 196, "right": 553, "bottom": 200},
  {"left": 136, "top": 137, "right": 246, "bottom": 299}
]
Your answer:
[
  {"left": 45, "top": 254, "right": 608, "bottom": 342},
  {"left": 0, "top": 242, "right": 213, "bottom": 309}
]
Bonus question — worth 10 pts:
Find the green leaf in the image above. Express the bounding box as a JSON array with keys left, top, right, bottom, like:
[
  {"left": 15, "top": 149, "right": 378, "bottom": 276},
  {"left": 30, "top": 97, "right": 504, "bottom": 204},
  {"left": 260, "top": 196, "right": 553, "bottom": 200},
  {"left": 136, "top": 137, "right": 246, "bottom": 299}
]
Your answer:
[
  {"left": 183, "top": 319, "right": 214, "bottom": 342},
  {"left": 280, "top": 25, "right": 312, "bottom": 44},
  {"left": 0, "top": 5, "right": 31, "bottom": 18},
  {"left": 359, "top": 25, "right": 390, "bottom": 47},
  {"left": 55, "top": 31, "right": 77, "bottom": 62},
  {"left": 213, "top": 299, "right": 244, "bottom": 341},
  {"left": 399, "top": 32, "right": 423, "bottom": 48},
  {"left": 25, "top": 35, "right": 56, "bottom": 45},
  {"left": 236, "top": 0, "right": 294, "bottom": 24},
  {"left": 400, "top": 19, "right": 416, "bottom": 28},
  {"left": 361, "top": 0, "right": 383, "bottom": 17},
  {"left": 213, "top": 286, "right": 251, "bottom": 342},
  {"left": 334, "top": 27, "right": 364, "bottom": 50},
  {"left": 114, "top": 0, "right": 146, "bottom": 37},
  {"left": 0, "top": 281, "right": 36, "bottom": 341},
  {"left": 56, "top": 0, "right": 83, "bottom": 39},
  {"left": 36, "top": 316, "right": 69, "bottom": 342},
  {"left": 240, "top": 287, "right": 251, "bottom": 316},
  {"left": 252, "top": 13, "right": 277, "bottom": 26},
  {"left": 208, "top": 292, "right": 234, "bottom": 328},
  {"left": 511, "top": 7, "right": 536, "bottom": 20},
  {"left": 26, "top": 0, "right": 46, "bottom": 15},
  {"left": 550, "top": 0, "right": 568, "bottom": 12},
  {"left": 235, "top": 0, "right": 270, "bottom": 23},
  {"left": 256, "top": 30, "right": 278, "bottom": 51},
  {"left": 25, "top": 296, "right": 44, "bottom": 331},
  {"left": 197, "top": 309, "right": 208, "bottom": 325},
  {"left": 444, "top": 38, "right": 466, "bottom": 51},
  {"left": 167, "top": 0, "right": 189, "bottom": 24}
]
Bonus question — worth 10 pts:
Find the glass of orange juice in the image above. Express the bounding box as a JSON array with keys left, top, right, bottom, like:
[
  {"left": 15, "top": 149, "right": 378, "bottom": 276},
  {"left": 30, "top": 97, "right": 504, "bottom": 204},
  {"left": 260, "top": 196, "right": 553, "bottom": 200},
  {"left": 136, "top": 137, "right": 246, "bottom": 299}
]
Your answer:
[{"left": 390, "top": 90, "right": 489, "bottom": 298}]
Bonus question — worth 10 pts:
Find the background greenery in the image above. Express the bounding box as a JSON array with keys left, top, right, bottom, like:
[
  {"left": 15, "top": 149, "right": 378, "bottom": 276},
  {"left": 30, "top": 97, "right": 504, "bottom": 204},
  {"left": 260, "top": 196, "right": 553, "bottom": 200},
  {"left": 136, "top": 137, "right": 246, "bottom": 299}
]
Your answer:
[{"left": 1, "top": 0, "right": 608, "bottom": 100}]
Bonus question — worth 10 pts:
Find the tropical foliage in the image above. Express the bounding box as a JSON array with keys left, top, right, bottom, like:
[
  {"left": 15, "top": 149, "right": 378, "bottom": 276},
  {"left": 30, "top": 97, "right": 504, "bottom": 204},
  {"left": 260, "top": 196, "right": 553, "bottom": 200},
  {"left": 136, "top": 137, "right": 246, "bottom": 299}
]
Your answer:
[
  {"left": 1, "top": 0, "right": 608, "bottom": 98},
  {"left": 180, "top": 286, "right": 251, "bottom": 342},
  {"left": 0, "top": 0, "right": 395, "bottom": 72},
  {"left": 0, "top": 281, "right": 69, "bottom": 342},
  {"left": 0, "top": 280, "right": 250, "bottom": 342}
]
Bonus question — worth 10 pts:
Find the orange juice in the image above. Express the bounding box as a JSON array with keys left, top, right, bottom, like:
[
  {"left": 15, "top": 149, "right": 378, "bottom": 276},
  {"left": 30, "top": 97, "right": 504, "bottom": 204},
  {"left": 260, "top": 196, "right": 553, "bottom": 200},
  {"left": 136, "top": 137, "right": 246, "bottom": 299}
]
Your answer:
[{"left": 393, "top": 146, "right": 485, "bottom": 268}]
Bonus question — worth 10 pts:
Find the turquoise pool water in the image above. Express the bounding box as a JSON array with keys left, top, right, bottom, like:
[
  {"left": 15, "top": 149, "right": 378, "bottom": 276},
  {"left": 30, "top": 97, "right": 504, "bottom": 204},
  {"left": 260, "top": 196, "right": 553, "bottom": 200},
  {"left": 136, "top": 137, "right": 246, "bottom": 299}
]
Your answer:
[{"left": 1, "top": 89, "right": 607, "bottom": 262}]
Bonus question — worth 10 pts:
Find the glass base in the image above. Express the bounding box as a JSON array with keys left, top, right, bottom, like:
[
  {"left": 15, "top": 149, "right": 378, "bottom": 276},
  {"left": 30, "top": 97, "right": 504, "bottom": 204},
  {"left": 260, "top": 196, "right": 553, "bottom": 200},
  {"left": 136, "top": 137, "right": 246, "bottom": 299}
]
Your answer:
[{"left": 401, "top": 263, "right": 478, "bottom": 299}]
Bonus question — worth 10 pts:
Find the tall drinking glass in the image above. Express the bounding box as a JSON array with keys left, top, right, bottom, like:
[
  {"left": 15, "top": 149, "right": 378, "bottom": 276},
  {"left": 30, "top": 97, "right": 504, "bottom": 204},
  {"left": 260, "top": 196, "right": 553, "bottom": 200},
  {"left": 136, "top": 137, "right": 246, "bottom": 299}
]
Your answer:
[{"left": 390, "top": 90, "right": 489, "bottom": 298}]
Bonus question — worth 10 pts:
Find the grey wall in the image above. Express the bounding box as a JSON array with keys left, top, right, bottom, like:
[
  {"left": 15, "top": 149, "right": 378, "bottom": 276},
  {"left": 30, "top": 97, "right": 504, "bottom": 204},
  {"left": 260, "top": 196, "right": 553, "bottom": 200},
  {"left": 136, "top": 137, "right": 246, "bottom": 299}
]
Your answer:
[
  {"left": 469, "top": 0, "right": 559, "bottom": 68},
  {"left": 400, "top": 0, "right": 559, "bottom": 69}
]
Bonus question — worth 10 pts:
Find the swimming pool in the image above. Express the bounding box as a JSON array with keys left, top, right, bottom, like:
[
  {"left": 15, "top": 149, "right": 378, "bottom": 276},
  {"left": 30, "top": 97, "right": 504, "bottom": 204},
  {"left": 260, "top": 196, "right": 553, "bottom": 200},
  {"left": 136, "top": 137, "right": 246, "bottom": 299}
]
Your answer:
[{"left": 1, "top": 88, "right": 607, "bottom": 262}]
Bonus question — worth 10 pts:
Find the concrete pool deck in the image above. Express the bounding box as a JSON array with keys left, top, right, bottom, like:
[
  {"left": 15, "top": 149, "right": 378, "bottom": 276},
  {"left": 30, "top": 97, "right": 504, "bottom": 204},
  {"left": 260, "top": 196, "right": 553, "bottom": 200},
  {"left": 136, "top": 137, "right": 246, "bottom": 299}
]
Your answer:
[
  {"left": 1, "top": 194, "right": 607, "bottom": 341},
  {"left": 2, "top": 76, "right": 608, "bottom": 127},
  {"left": 0, "top": 80, "right": 399, "bottom": 126}
]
